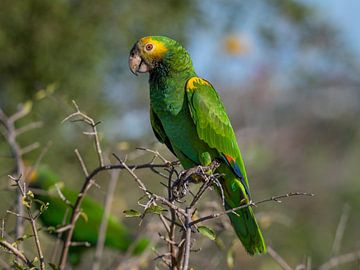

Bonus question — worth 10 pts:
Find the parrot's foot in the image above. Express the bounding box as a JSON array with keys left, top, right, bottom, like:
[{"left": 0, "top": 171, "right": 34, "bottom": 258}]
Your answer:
[{"left": 171, "top": 160, "right": 221, "bottom": 200}]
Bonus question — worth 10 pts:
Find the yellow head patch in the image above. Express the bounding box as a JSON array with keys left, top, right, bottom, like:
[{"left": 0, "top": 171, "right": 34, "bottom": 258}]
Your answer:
[
  {"left": 139, "top": 36, "right": 168, "bottom": 59},
  {"left": 186, "top": 77, "right": 211, "bottom": 91}
]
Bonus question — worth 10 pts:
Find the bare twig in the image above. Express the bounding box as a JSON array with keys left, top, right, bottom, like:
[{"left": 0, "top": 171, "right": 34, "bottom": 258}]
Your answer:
[
  {"left": 70, "top": 241, "right": 91, "bottom": 247},
  {"left": 15, "top": 121, "right": 43, "bottom": 136},
  {"left": 319, "top": 250, "right": 360, "bottom": 270},
  {"left": 20, "top": 142, "right": 40, "bottom": 155},
  {"left": 54, "top": 183, "right": 73, "bottom": 208},
  {"left": 62, "top": 100, "right": 104, "bottom": 166},
  {"left": 1, "top": 105, "right": 45, "bottom": 269},
  {"left": 331, "top": 204, "right": 350, "bottom": 256},
  {"left": 50, "top": 208, "right": 69, "bottom": 264},
  {"left": 182, "top": 207, "right": 192, "bottom": 270},
  {"left": 190, "top": 192, "right": 314, "bottom": 226},
  {"left": 0, "top": 239, "right": 35, "bottom": 268},
  {"left": 11, "top": 175, "right": 46, "bottom": 270},
  {"left": 75, "top": 148, "right": 89, "bottom": 177},
  {"left": 0, "top": 219, "right": 4, "bottom": 239},
  {"left": 31, "top": 140, "right": 53, "bottom": 173},
  {"left": 267, "top": 246, "right": 293, "bottom": 270},
  {"left": 92, "top": 169, "right": 120, "bottom": 270},
  {"left": 0, "top": 107, "right": 25, "bottom": 243},
  {"left": 56, "top": 156, "right": 180, "bottom": 268}
]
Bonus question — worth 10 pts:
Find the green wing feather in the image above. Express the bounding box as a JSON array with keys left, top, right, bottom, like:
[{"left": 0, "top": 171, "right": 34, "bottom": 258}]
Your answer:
[
  {"left": 150, "top": 108, "right": 176, "bottom": 155},
  {"left": 185, "top": 77, "right": 248, "bottom": 185},
  {"left": 185, "top": 77, "right": 266, "bottom": 255}
]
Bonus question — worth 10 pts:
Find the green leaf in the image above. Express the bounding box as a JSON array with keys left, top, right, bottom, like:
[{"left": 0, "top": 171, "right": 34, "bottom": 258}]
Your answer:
[
  {"left": 197, "top": 226, "right": 216, "bottom": 240},
  {"left": 27, "top": 190, "right": 34, "bottom": 199},
  {"left": 79, "top": 211, "right": 88, "bottom": 223},
  {"left": 145, "top": 205, "right": 167, "bottom": 215},
  {"left": 33, "top": 199, "right": 49, "bottom": 213},
  {"left": 21, "top": 100, "right": 33, "bottom": 116},
  {"left": 21, "top": 196, "right": 31, "bottom": 208},
  {"left": 123, "top": 209, "right": 141, "bottom": 217},
  {"left": 47, "top": 226, "right": 56, "bottom": 233}
]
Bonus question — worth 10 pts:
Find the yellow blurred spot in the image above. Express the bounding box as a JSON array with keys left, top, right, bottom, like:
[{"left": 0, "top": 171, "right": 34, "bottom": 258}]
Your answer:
[
  {"left": 35, "top": 90, "right": 47, "bottom": 100},
  {"left": 224, "top": 34, "right": 250, "bottom": 55},
  {"left": 35, "top": 83, "right": 57, "bottom": 100},
  {"left": 258, "top": 215, "right": 273, "bottom": 229},
  {"left": 22, "top": 100, "right": 33, "bottom": 115},
  {"left": 117, "top": 141, "right": 130, "bottom": 151},
  {"left": 46, "top": 83, "right": 57, "bottom": 94}
]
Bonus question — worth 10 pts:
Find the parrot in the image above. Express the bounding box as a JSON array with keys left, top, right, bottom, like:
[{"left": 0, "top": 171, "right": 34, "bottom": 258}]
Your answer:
[
  {"left": 128, "top": 36, "right": 266, "bottom": 255},
  {"left": 27, "top": 166, "right": 150, "bottom": 265}
]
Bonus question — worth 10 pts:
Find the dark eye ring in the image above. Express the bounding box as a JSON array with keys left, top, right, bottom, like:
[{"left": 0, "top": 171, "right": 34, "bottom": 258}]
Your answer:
[{"left": 145, "top": 43, "right": 153, "bottom": 51}]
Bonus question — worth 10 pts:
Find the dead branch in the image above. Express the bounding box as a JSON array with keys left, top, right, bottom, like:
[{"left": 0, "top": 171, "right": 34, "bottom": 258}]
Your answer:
[
  {"left": 10, "top": 175, "right": 45, "bottom": 270},
  {"left": 0, "top": 107, "right": 26, "bottom": 243},
  {"left": 189, "top": 192, "right": 314, "bottom": 227},
  {"left": 92, "top": 170, "right": 120, "bottom": 270},
  {"left": 331, "top": 204, "right": 350, "bottom": 257},
  {"left": 319, "top": 250, "right": 360, "bottom": 270},
  {"left": 267, "top": 246, "right": 293, "bottom": 270},
  {"left": 0, "top": 105, "right": 45, "bottom": 270},
  {"left": 0, "top": 239, "right": 35, "bottom": 268},
  {"left": 62, "top": 100, "right": 104, "bottom": 166}
]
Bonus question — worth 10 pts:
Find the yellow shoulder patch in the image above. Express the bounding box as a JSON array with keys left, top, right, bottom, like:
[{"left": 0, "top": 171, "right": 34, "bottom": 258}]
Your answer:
[
  {"left": 140, "top": 36, "right": 168, "bottom": 58},
  {"left": 186, "top": 77, "right": 211, "bottom": 91}
]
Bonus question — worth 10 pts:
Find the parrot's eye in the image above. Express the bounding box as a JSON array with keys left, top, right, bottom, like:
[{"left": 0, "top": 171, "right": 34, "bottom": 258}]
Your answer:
[{"left": 145, "top": 43, "right": 154, "bottom": 51}]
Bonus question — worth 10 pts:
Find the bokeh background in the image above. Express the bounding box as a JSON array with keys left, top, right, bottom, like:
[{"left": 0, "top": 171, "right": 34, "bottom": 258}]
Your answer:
[{"left": 0, "top": 0, "right": 359, "bottom": 269}]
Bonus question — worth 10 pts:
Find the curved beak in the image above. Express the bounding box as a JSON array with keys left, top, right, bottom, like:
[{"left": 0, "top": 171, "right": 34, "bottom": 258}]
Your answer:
[{"left": 129, "top": 44, "right": 149, "bottom": 75}]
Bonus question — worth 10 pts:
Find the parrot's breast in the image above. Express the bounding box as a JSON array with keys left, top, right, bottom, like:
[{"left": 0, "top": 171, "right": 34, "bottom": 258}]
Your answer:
[{"left": 150, "top": 79, "right": 216, "bottom": 167}]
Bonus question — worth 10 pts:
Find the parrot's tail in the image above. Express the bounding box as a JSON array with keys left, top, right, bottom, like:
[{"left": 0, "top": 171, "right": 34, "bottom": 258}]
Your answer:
[
  {"left": 218, "top": 157, "right": 266, "bottom": 255},
  {"left": 225, "top": 201, "right": 266, "bottom": 255}
]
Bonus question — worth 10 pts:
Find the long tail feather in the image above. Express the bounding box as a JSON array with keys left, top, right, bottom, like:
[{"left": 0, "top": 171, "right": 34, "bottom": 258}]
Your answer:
[
  {"left": 225, "top": 202, "right": 266, "bottom": 255},
  {"left": 219, "top": 162, "right": 266, "bottom": 255}
]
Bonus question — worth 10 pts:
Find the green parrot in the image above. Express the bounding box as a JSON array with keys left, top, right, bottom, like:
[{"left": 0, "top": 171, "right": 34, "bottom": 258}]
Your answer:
[
  {"left": 27, "top": 166, "right": 149, "bottom": 264},
  {"left": 129, "top": 36, "right": 266, "bottom": 255}
]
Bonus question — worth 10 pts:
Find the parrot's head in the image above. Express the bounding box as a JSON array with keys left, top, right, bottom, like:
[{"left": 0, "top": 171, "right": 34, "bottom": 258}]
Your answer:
[{"left": 129, "top": 36, "right": 193, "bottom": 75}]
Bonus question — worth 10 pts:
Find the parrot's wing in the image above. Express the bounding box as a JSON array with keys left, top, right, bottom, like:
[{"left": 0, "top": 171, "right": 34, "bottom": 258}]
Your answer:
[
  {"left": 185, "top": 77, "right": 250, "bottom": 192},
  {"left": 150, "top": 108, "right": 176, "bottom": 155}
]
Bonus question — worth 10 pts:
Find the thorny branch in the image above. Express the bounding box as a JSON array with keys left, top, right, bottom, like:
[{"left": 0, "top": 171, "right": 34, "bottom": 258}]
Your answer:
[
  {"left": 0, "top": 101, "right": 320, "bottom": 270},
  {"left": 8, "top": 175, "right": 46, "bottom": 270},
  {"left": 0, "top": 105, "right": 45, "bottom": 270},
  {"left": 189, "top": 192, "right": 314, "bottom": 227},
  {"left": 58, "top": 102, "right": 178, "bottom": 269},
  {"left": 0, "top": 107, "right": 26, "bottom": 242},
  {"left": 92, "top": 169, "right": 120, "bottom": 270},
  {"left": 117, "top": 150, "right": 313, "bottom": 270},
  {"left": 1, "top": 100, "right": 358, "bottom": 270},
  {"left": 0, "top": 239, "right": 35, "bottom": 268}
]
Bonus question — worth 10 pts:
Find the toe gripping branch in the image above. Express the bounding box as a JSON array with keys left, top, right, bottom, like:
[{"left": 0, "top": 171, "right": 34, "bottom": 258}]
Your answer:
[{"left": 171, "top": 159, "right": 221, "bottom": 201}]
